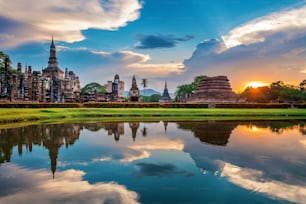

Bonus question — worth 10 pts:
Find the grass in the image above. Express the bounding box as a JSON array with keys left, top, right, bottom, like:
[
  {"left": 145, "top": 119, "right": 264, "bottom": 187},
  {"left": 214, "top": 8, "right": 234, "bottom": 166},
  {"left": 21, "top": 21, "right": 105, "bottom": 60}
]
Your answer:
[{"left": 0, "top": 108, "right": 306, "bottom": 123}]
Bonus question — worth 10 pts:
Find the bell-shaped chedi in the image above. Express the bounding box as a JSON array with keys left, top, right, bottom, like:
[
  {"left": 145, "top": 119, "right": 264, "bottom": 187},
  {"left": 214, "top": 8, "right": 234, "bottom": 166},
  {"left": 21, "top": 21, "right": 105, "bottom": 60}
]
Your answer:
[{"left": 188, "top": 75, "right": 237, "bottom": 103}]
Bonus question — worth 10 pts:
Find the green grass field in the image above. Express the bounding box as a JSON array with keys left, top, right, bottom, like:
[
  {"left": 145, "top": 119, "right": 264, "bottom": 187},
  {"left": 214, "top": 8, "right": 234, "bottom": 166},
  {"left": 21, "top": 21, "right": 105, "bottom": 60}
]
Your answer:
[{"left": 0, "top": 108, "right": 305, "bottom": 125}]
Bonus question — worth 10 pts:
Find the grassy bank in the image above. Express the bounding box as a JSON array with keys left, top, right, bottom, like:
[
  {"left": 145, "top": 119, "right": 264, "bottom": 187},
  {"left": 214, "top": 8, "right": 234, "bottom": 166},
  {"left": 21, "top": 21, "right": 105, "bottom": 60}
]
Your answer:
[{"left": 0, "top": 108, "right": 306, "bottom": 124}]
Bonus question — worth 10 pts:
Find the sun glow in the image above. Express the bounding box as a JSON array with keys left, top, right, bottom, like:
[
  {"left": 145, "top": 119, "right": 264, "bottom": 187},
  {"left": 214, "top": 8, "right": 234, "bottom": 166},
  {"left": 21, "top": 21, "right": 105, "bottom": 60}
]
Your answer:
[{"left": 245, "top": 81, "right": 269, "bottom": 88}]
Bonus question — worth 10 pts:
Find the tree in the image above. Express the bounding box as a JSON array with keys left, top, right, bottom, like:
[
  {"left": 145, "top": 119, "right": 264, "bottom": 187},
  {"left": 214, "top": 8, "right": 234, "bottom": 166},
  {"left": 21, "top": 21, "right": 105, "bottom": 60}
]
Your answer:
[
  {"left": 81, "top": 82, "right": 106, "bottom": 95},
  {"left": 0, "top": 51, "right": 12, "bottom": 75},
  {"left": 175, "top": 75, "right": 207, "bottom": 101},
  {"left": 300, "top": 80, "right": 306, "bottom": 91},
  {"left": 241, "top": 81, "right": 305, "bottom": 102},
  {"left": 141, "top": 78, "right": 148, "bottom": 97},
  {"left": 279, "top": 86, "right": 304, "bottom": 101},
  {"left": 269, "top": 81, "right": 285, "bottom": 100},
  {"left": 240, "top": 86, "right": 271, "bottom": 103},
  {"left": 150, "top": 94, "right": 162, "bottom": 102}
]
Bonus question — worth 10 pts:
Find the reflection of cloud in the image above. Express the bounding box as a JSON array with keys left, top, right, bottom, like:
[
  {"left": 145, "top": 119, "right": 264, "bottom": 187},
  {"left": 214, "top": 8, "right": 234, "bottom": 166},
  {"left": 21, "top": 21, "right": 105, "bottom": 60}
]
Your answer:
[
  {"left": 92, "top": 156, "right": 113, "bottom": 162},
  {"left": 0, "top": 0, "right": 142, "bottom": 48},
  {"left": 131, "top": 139, "right": 184, "bottom": 151},
  {"left": 221, "top": 162, "right": 306, "bottom": 203},
  {"left": 120, "top": 139, "right": 184, "bottom": 163},
  {"left": 135, "top": 162, "right": 194, "bottom": 178},
  {"left": 0, "top": 164, "right": 139, "bottom": 204},
  {"left": 89, "top": 138, "right": 184, "bottom": 164},
  {"left": 299, "top": 139, "right": 306, "bottom": 149},
  {"left": 120, "top": 150, "right": 151, "bottom": 163}
]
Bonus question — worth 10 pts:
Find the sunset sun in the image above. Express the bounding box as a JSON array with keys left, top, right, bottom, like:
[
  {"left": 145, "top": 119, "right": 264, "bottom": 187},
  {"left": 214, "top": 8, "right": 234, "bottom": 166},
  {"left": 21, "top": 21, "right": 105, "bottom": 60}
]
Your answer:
[{"left": 245, "top": 81, "right": 269, "bottom": 89}]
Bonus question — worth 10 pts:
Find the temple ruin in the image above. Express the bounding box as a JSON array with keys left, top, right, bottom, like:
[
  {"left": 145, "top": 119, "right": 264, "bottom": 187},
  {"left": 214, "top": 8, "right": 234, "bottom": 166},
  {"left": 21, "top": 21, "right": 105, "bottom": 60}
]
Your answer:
[
  {"left": 188, "top": 76, "right": 237, "bottom": 103},
  {"left": 106, "top": 74, "right": 125, "bottom": 102},
  {"left": 0, "top": 37, "right": 81, "bottom": 102},
  {"left": 128, "top": 75, "right": 141, "bottom": 102}
]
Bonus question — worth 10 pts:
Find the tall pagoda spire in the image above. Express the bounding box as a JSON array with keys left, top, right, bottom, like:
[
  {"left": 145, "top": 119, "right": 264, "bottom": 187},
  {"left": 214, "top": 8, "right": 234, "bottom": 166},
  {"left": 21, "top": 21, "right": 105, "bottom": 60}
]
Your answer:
[
  {"left": 48, "top": 35, "right": 58, "bottom": 68},
  {"left": 131, "top": 75, "right": 138, "bottom": 89},
  {"left": 159, "top": 81, "right": 172, "bottom": 102},
  {"left": 162, "top": 81, "right": 170, "bottom": 98},
  {"left": 51, "top": 35, "right": 55, "bottom": 48}
]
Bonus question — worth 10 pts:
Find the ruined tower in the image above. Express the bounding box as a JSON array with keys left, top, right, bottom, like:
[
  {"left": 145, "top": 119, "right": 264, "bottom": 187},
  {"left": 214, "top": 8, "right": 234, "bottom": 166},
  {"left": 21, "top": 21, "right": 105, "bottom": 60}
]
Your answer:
[{"left": 128, "top": 75, "right": 141, "bottom": 102}]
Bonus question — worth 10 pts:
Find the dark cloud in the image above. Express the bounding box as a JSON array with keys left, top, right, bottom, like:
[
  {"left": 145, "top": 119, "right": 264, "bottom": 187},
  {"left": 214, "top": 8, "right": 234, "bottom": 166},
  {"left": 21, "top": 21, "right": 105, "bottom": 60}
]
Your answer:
[
  {"left": 0, "top": 16, "right": 24, "bottom": 33},
  {"left": 184, "top": 33, "right": 306, "bottom": 70},
  {"left": 135, "top": 162, "right": 194, "bottom": 178},
  {"left": 135, "top": 34, "right": 194, "bottom": 49}
]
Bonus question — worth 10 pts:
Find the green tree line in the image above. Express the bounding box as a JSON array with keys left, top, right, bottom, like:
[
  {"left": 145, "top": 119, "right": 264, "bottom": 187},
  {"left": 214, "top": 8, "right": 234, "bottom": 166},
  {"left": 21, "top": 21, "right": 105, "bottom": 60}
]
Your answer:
[{"left": 241, "top": 81, "right": 306, "bottom": 102}]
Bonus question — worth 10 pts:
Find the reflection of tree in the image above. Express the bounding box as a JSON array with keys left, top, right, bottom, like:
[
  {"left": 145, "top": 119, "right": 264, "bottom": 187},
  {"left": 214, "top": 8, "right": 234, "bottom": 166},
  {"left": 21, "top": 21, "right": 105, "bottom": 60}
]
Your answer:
[
  {"left": 177, "top": 121, "right": 238, "bottom": 146},
  {"left": 247, "top": 121, "right": 305, "bottom": 135},
  {"left": 0, "top": 124, "right": 81, "bottom": 178},
  {"left": 82, "top": 123, "right": 106, "bottom": 132},
  {"left": 129, "top": 122, "right": 140, "bottom": 141},
  {"left": 105, "top": 123, "right": 124, "bottom": 142},
  {"left": 163, "top": 121, "right": 168, "bottom": 133},
  {"left": 141, "top": 127, "right": 147, "bottom": 137},
  {"left": 177, "top": 121, "right": 306, "bottom": 146},
  {"left": 299, "top": 123, "right": 306, "bottom": 135}
]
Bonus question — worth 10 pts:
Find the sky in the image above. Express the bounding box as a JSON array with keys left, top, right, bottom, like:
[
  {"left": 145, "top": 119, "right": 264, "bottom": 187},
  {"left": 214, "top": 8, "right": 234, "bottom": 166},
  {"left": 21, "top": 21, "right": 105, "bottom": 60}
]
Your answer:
[{"left": 1, "top": 0, "right": 306, "bottom": 93}]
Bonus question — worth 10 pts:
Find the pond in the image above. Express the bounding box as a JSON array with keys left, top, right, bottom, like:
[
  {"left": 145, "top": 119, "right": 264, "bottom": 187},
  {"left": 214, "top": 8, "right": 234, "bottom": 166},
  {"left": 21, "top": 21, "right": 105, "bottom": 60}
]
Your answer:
[{"left": 0, "top": 120, "right": 306, "bottom": 204}]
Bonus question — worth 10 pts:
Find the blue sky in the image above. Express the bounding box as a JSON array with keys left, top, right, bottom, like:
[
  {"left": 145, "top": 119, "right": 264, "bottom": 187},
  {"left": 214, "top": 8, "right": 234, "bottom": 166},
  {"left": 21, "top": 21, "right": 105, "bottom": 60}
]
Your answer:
[{"left": 1, "top": 0, "right": 306, "bottom": 92}]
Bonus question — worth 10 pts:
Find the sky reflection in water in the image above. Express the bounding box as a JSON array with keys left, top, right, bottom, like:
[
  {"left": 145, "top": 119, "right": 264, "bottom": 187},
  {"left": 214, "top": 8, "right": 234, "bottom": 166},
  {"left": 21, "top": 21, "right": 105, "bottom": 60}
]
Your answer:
[{"left": 0, "top": 120, "right": 306, "bottom": 204}]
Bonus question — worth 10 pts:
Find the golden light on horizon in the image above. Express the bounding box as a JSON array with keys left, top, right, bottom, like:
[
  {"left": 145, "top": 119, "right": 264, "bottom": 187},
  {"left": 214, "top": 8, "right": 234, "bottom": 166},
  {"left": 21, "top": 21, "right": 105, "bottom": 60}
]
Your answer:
[{"left": 245, "top": 81, "right": 269, "bottom": 89}]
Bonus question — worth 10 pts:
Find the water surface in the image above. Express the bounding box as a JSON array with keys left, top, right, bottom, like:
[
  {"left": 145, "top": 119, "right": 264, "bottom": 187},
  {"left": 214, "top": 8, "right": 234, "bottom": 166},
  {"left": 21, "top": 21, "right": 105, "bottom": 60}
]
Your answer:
[{"left": 1, "top": 120, "right": 306, "bottom": 204}]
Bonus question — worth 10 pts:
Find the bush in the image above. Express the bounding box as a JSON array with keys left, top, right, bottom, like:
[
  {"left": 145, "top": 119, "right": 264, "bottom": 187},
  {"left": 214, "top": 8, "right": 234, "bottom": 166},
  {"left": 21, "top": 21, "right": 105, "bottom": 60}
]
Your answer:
[{"left": 215, "top": 103, "right": 290, "bottom": 108}]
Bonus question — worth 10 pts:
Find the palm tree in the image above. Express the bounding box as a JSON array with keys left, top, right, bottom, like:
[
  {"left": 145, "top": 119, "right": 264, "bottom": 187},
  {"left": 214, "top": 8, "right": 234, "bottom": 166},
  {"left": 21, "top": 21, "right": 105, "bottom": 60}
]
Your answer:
[{"left": 141, "top": 78, "right": 148, "bottom": 97}]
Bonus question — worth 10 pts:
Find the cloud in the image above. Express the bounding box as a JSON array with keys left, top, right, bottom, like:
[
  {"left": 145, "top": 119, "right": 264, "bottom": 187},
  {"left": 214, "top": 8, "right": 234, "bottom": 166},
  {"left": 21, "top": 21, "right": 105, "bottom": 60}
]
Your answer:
[
  {"left": 56, "top": 48, "right": 183, "bottom": 88},
  {"left": 222, "top": 4, "right": 306, "bottom": 48},
  {"left": 0, "top": 0, "right": 142, "bottom": 48},
  {"left": 135, "top": 34, "right": 194, "bottom": 49},
  {"left": 183, "top": 34, "right": 306, "bottom": 91},
  {"left": 135, "top": 162, "right": 194, "bottom": 178},
  {"left": 0, "top": 164, "right": 140, "bottom": 204},
  {"left": 221, "top": 162, "right": 306, "bottom": 204},
  {"left": 180, "top": 3, "right": 306, "bottom": 91}
]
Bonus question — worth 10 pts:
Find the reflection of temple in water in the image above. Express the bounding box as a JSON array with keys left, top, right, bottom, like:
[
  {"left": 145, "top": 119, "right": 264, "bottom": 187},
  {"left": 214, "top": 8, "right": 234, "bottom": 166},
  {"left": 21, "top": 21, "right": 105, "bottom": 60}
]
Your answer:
[
  {"left": 105, "top": 123, "right": 125, "bottom": 142},
  {"left": 129, "top": 122, "right": 140, "bottom": 141},
  {"left": 0, "top": 124, "right": 81, "bottom": 178},
  {"left": 178, "top": 121, "right": 306, "bottom": 146},
  {"left": 177, "top": 121, "right": 238, "bottom": 146}
]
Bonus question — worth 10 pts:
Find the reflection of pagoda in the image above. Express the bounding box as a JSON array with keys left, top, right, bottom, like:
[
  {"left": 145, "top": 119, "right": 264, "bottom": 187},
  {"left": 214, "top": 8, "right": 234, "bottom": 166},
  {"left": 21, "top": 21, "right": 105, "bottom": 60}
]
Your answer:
[
  {"left": 177, "top": 121, "right": 237, "bottom": 146},
  {"left": 129, "top": 122, "right": 140, "bottom": 141},
  {"left": 0, "top": 124, "right": 81, "bottom": 178},
  {"left": 105, "top": 123, "right": 125, "bottom": 142}
]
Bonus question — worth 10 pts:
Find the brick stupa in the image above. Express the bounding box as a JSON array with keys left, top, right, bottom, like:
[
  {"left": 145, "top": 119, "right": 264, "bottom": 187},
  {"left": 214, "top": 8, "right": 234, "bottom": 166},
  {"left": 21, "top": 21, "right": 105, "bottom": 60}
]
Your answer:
[{"left": 188, "top": 76, "right": 237, "bottom": 103}]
